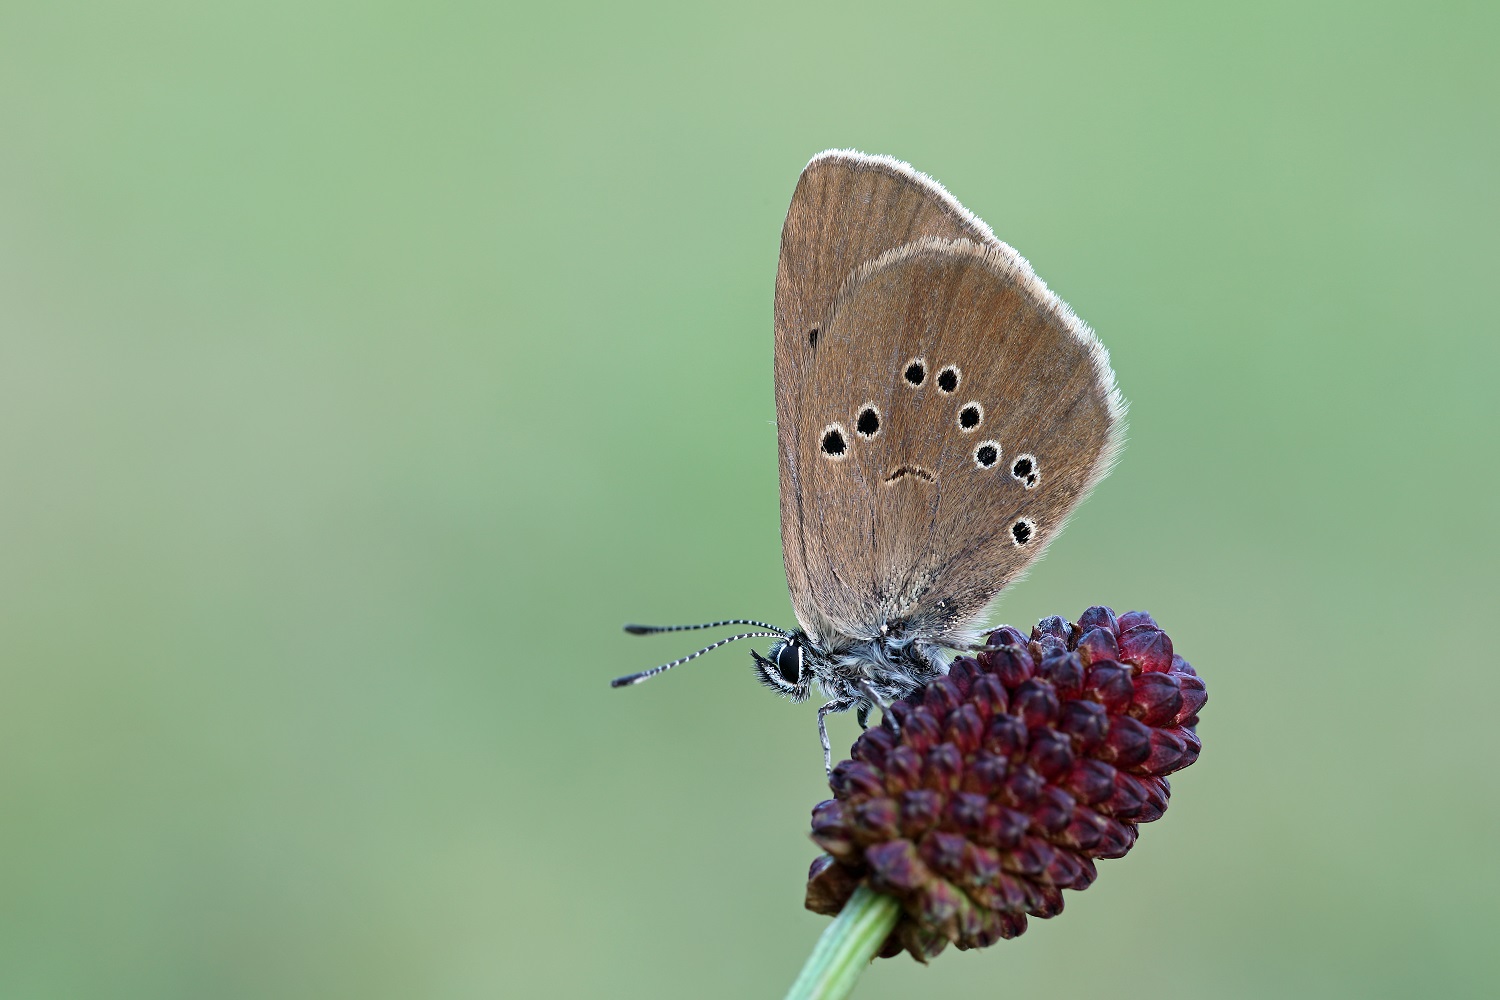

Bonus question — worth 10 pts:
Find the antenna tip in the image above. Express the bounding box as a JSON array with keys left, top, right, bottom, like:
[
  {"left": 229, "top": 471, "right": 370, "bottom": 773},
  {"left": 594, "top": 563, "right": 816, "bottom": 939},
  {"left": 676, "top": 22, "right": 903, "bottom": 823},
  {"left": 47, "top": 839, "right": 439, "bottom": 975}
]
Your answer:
[
  {"left": 622, "top": 624, "right": 652, "bottom": 635},
  {"left": 610, "top": 674, "right": 638, "bottom": 688}
]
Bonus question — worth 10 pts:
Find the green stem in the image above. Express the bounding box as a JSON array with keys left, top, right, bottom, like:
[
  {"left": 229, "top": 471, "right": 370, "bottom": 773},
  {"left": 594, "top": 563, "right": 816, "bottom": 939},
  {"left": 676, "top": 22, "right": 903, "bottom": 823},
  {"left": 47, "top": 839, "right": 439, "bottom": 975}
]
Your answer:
[{"left": 783, "top": 886, "right": 901, "bottom": 1000}]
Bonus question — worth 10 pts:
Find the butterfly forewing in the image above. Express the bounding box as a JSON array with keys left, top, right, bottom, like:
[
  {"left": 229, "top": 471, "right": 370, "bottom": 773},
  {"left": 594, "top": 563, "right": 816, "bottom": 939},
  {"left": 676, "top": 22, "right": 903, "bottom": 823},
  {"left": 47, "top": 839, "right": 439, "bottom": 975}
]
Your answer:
[
  {"left": 774, "top": 151, "right": 1001, "bottom": 641},
  {"left": 790, "top": 237, "right": 1123, "bottom": 645}
]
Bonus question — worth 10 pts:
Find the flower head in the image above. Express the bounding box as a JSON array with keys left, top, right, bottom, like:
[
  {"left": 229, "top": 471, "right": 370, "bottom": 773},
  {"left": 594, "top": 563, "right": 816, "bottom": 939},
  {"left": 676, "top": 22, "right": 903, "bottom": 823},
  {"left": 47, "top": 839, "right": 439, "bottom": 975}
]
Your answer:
[{"left": 805, "top": 608, "right": 1206, "bottom": 961}]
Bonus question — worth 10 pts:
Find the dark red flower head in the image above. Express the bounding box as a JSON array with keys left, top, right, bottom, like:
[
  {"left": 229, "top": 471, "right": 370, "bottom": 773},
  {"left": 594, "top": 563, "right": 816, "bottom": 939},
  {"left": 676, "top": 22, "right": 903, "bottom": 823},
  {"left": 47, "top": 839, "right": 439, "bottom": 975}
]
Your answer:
[{"left": 805, "top": 608, "right": 1206, "bottom": 961}]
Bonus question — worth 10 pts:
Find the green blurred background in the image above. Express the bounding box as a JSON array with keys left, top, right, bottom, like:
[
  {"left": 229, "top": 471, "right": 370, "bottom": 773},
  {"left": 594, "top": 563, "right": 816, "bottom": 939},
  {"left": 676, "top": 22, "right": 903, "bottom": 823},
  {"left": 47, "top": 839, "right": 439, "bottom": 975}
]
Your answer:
[{"left": 1, "top": 2, "right": 1495, "bottom": 997}]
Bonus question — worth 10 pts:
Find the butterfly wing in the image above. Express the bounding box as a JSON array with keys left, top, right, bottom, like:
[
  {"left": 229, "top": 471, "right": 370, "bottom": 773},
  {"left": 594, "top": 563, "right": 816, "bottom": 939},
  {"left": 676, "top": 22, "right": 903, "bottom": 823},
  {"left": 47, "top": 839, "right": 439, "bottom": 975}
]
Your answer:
[
  {"left": 786, "top": 236, "right": 1124, "bottom": 646},
  {"left": 774, "top": 151, "right": 1002, "bottom": 641}
]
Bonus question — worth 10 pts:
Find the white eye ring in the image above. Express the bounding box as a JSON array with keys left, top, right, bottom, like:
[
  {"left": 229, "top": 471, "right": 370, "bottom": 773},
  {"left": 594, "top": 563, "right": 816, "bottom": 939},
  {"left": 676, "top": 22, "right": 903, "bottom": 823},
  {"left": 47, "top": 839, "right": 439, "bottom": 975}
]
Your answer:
[
  {"left": 957, "top": 401, "right": 983, "bottom": 433},
  {"left": 973, "top": 440, "right": 1001, "bottom": 469},
  {"left": 819, "top": 423, "right": 850, "bottom": 460},
  {"left": 1010, "top": 453, "right": 1039, "bottom": 488},
  {"left": 902, "top": 357, "right": 928, "bottom": 388},
  {"left": 1011, "top": 517, "right": 1037, "bottom": 546},
  {"left": 855, "top": 403, "right": 881, "bottom": 439},
  {"left": 936, "top": 365, "right": 961, "bottom": 394}
]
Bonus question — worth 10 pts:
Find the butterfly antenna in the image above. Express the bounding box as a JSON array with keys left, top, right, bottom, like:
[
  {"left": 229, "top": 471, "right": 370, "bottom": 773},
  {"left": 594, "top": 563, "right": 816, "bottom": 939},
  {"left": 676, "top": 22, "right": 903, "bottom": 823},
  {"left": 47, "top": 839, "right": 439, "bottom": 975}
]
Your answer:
[
  {"left": 610, "top": 631, "right": 785, "bottom": 688},
  {"left": 623, "top": 619, "right": 789, "bottom": 637}
]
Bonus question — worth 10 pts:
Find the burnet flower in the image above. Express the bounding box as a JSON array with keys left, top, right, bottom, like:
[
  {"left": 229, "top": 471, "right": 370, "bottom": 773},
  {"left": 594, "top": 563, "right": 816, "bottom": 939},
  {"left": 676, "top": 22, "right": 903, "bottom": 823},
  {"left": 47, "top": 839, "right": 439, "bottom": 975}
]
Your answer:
[{"left": 804, "top": 608, "right": 1205, "bottom": 961}]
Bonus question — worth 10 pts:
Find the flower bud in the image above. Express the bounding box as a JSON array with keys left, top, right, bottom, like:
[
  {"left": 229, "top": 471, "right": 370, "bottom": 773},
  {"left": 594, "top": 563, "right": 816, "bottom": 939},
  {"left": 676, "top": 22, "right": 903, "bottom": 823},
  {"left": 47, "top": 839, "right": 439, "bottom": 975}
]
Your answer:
[{"left": 805, "top": 609, "right": 1206, "bottom": 959}]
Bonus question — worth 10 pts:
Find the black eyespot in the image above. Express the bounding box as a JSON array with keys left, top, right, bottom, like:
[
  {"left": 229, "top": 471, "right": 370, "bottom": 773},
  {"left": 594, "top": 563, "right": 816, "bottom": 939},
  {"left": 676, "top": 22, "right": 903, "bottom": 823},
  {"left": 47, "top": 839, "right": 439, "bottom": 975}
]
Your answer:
[
  {"left": 975, "top": 442, "right": 998, "bottom": 468},
  {"left": 959, "top": 403, "right": 981, "bottom": 430},
  {"left": 776, "top": 642, "right": 802, "bottom": 685},
  {"left": 904, "top": 360, "right": 926, "bottom": 386},
  {"left": 1012, "top": 519, "right": 1035, "bottom": 545},
  {"left": 937, "top": 366, "right": 959, "bottom": 393},
  {"left": 856, "top": 406, "right": 880, "bottom": 437},
  {"left": 1011, "top": 454, "right": 1039, "bottom": 488},
  {"left": 821, "top": 426, "right": 847, "bottom": 457},
  {"left": 808, "top": 327, "right": 818, "bottom": 347}
]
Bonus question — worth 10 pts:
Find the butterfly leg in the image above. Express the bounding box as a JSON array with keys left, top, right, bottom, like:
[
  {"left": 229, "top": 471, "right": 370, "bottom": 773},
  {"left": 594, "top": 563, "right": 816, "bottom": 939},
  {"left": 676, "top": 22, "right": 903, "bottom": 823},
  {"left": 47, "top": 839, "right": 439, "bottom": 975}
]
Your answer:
[
  {"left": 856, "top": 704, "right": 870, "bottom": 730},
  {"left": 817, "top": 697, "right": 858, "bottom": 775},
  {"left": 856, "top": 679, "right": 901, "bottom": 737}
]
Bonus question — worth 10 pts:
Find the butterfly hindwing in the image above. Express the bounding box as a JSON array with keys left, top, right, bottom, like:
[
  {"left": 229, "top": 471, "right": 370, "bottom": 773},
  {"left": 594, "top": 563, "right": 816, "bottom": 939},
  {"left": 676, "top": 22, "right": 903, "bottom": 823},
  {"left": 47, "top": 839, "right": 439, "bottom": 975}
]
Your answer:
[{"left": 789, "top": 237, "right": 1123, "bottom": 645}]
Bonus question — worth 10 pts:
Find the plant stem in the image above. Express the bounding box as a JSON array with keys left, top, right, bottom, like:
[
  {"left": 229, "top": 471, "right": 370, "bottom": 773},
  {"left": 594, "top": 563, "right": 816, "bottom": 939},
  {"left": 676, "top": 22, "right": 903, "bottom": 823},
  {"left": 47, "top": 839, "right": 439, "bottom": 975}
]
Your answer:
[{"left": 783, "top": 886, "right": 901, "bottom": 1000}]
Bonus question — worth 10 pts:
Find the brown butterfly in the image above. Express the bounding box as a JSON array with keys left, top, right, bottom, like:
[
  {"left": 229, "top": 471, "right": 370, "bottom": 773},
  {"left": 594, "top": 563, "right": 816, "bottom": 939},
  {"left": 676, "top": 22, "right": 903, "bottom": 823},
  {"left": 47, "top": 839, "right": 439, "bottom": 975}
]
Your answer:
[{"left": 615, "top": 151, "right": 1125, "bottom": 772}]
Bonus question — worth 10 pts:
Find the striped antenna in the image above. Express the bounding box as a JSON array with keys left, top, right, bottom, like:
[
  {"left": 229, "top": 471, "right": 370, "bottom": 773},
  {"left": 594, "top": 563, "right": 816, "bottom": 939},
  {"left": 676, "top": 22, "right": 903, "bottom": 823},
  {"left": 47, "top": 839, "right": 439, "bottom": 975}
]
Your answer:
[
  {"left": 610, "top": 631, "right": 785, "bottom": 688},
  {"left": 623, "top": 619, "right": 789, "bottom": 637}
]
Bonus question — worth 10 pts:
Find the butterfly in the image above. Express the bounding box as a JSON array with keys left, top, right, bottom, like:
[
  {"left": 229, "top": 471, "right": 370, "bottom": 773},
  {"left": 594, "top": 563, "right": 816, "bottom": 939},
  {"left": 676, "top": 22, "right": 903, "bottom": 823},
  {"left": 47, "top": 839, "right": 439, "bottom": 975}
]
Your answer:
[{"left": 614, "top": 150, "right": 1125, "bottom": 772}]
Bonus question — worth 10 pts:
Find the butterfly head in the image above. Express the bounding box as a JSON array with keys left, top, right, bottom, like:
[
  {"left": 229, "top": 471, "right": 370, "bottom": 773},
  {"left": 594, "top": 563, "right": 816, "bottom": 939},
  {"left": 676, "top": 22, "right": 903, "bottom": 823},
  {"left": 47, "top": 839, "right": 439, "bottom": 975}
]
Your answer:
[{"left": 752, "top": 632, "right": 815, "bottom": 703}]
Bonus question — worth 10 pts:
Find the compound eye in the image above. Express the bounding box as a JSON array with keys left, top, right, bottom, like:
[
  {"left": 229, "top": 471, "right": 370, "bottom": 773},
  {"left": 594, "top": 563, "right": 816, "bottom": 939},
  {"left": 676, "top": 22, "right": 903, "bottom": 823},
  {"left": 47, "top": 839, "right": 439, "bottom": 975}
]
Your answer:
[{"left": 775, "top": 642, "right": 803, "bottom": 685}]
